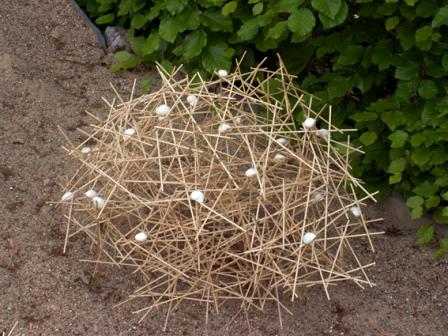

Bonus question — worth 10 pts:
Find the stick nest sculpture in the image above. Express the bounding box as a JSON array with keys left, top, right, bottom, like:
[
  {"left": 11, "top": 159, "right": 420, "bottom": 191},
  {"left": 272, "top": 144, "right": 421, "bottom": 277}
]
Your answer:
[{"left": 60, "top": 58, "right": 381, "bottom": 327}]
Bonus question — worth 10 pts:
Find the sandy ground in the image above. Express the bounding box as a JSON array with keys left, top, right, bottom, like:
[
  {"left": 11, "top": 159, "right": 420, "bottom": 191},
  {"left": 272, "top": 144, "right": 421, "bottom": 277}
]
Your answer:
[{"left": 1, "top": 1, "right": 447, "bottom": 335}]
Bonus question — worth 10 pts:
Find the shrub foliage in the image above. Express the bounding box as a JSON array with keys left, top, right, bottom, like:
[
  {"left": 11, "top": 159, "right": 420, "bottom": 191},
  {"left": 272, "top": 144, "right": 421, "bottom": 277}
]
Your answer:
[{"left": 78, "top": 0, "right": 448, "bottom": 225}]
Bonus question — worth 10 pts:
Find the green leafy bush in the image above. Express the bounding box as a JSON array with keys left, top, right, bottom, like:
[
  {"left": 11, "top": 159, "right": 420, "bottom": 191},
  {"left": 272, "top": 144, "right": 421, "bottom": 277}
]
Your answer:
[{"left": 77, "top": 0, "right": 448, "bottom": 229}]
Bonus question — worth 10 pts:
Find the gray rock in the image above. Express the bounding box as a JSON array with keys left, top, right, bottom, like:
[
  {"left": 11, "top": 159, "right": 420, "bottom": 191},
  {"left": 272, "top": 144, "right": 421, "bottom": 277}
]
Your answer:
[{"left": 105, "top": 26, "right": 129, "bottom": 52}]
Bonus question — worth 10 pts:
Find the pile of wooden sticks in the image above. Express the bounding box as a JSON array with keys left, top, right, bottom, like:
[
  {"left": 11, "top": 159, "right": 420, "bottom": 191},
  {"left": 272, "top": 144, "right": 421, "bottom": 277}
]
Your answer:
[{"left": 60, "top": 57, "right": 381, "bottom": 327}]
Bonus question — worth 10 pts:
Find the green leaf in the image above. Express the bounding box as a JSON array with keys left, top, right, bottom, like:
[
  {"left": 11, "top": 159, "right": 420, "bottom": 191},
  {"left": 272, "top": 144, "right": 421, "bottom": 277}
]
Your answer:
[
  {"left": 435, "top": 238, "right": 448, "bottom": 260},
  {"left": 337, "top": 45, "right": 363, "bottom": 65},
  {"left": 416, "top": 0, "right": 439, "bottom": 17},
  {"left": 237, "top": 18, "right": 260, "bottom": 41},
  {"left": 110, "top": 51, "right": 141, "bottom": 72},
  {"left": 159, "top": 17, "right": 186, "bottom": 43},
  {"left": 397, "top": 22, "right": 415, "bottom": 51},
  {"left": 131, "top": 14, "right": 147, "bottom": 29},
  {"left": 287, "top": 9, "right": 316, "bottom": 37},
  {"left": 127, "top": 33, "right": 145, "bottom": 57},
  {"left": 327, "top": 77, "right": 353, "bottom": 99},
  {"left": 182, "top": 30, "right": 207, "bottom": 61},
  {"left": 435, "top": 176, "right": 448, "bottom": 187},
  {"left": 118, "top": 0, "right": 134, "bottom": 16},
  {"left": 381, "top": 111, "right": 406, "bottom": 131},
  {"left": 410, "top": 133, "right": 425, "bottom": 147},
  {"left": 395, "top": 80, "right": 417, "bottom": 101},
  {"left": 267, "top": 21, "right": 288, "bottom": 40},
  {"left": 406, "top": 195, "right": 424, "bottom": 208},
  {"left": 418, "top": 80, "right": 438, "bottom": 99},
  {"left": 319, "top": 1, "right": 348, "bottom": 29},
  {"left": 434, "top": 207, "right": 448, "bottom": 224},
  {"left": 389, "top": 174, "right": 402, "bottom": 184},
  {"left": 165, "top": 0, "right": 188, "bottom": 15},
  {"left": 411, "top": 206, "right": 423, "bottom": 219},
  {"left": 442, "top": 54, "right": 448, "bottom": 71},
  {"left": 222, "top": 1, "right": 237, "bottom": 16},
  {"left": 142, "top": 33, "right": 160, "bottom": 55},
  {"left": 388, "top": 157, "right": 407, "bottom": 174},
  {"left": 404, "top": 0, "right": 418, "bottom": 6},
  {"left": 201, "top": 9, "right": 233, "bottom": 32},
  {"left": 274, "top": 0, "right": 305, "bottom": 12},
  {"left": 349, "top": 112, "right": 377, "bottom": 122},
  {"left": 371, "top": 40, "right": 393, "bottom": 70},
  {"left": 425, "top": 195, "right": 440, "bottom": 208},
  {"left": 411, "top": 148, "right": 431, "bottom": 166},
  {"left": 416, "top": 223, "right": 434, "bottom": 244},
  {"left": 388, "top": 130, "right": 408, "bottom": 148},
  {"left": 95, "top": 14, "right": 115, "bottom": 25},
  {"left": 359, "top": 131, "right": 377, "bottom": 146},
  {"left": 140, "top": 77, "right": 153, "bottom": 93},
  {"left": 415, "top": 25, "right": 432, "bottom": 43},
  {"left": 202, "top": 42, "right": 232, "bottom": 73},
  {"left": 385, "top": 16, "right": 400, "bottom": 30},
  {"left": 432, "top": 7, "right": 448, "bottom": 28},
  {"left": 372, "top": 97, "right": 400, "bottom": 112},
  {"left": 253, "top": 2, "right": 263, "bottom": 15},
  {"left": 178, "top": 8, "right": 201, "bottom": 30},
  {"left": 413, "top": 180, "right": 438, "bottom": 197},
  {"left": 146, "top": 3, "right": 164, "bottom": 21},
  {"left": 311, "top": 0, "right": 341, "bottom": 19},
  {"left": 395, "top": 62, "right": 419, "bottom": 80}
]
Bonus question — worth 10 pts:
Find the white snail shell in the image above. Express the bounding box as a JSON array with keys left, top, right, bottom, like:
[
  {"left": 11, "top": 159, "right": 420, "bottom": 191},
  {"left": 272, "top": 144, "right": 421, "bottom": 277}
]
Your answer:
[
  {"left": 186, "top": 95, "right": 198, "bottom": 106},
  {"left": 81, "top": 146, "right": 91, "bottom": 154},
  {"left": 276, "top": 138, "right": 288, "bottom": 146},
  {"left": 350, "top": 206, "right": 361, "bottom": 217},
  {"left": 273, "top": 153, "right": 286, "bottom": 161},
  {"left": 61, "top": 191, "right": 75, "bottom": 201},
  {"left": 155, "top": 104, "right": 171, "bottom": 117},
  {"left": 92, "top": 196, "right": 105, "bottom": 209},
  {"left": 317, "top": 128, "right": 330, "bottom": 139},
  {"left": 313, "top": 192, "right": 324, "bottom": 201},
  {"left": 85, "top": 189, "right": 97, "bottom": 199},
  {"left": 303, "top": 232, "right": 316, "bottom": 245},
  {"left": 245, "top": 168, "right": 257, "bottom": 177},
  {"left": 218, "top": 123, "right": 232, "bottom": 133},
  {"left": 135, "top": 232, "right": 148, "bottom": 242},
  {"left": 190, "top": 190, "right": 205, "bottom": 203},
  {"left": 218, "top": 69, "right": 228, "bottom": 77},
  {"left": 303, "top": 117, "right": 316, "bottom": 129}
]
